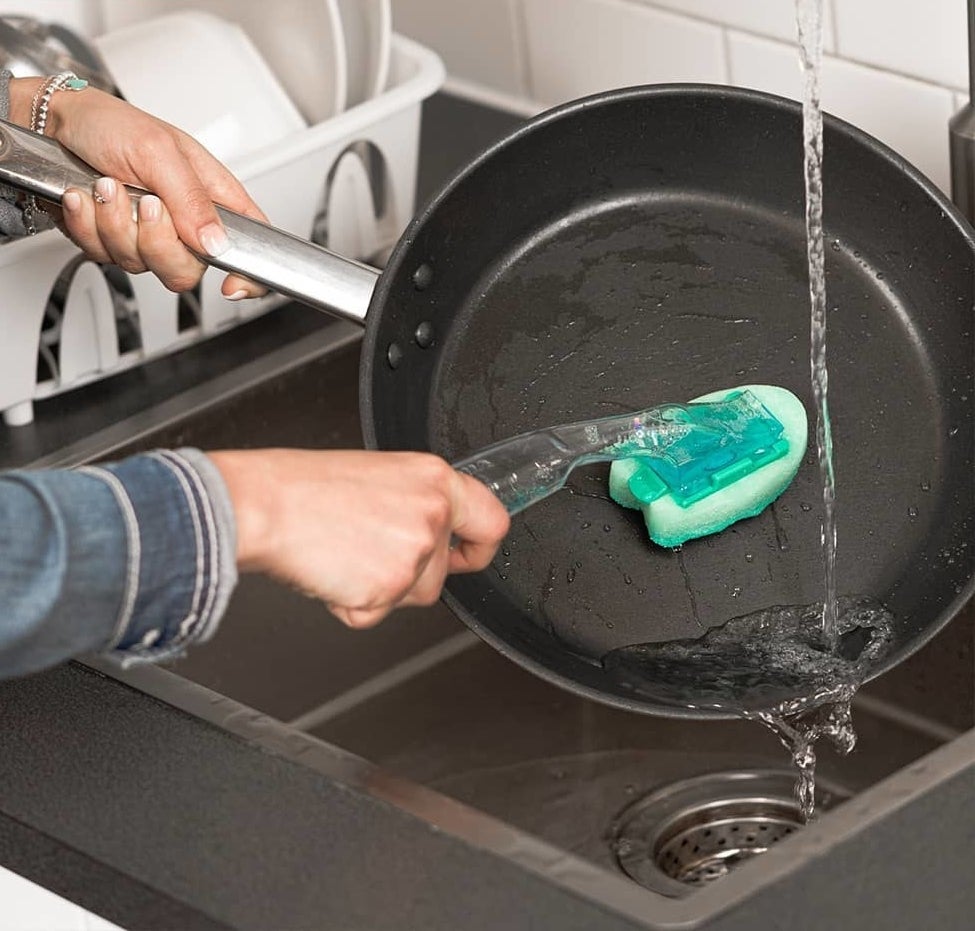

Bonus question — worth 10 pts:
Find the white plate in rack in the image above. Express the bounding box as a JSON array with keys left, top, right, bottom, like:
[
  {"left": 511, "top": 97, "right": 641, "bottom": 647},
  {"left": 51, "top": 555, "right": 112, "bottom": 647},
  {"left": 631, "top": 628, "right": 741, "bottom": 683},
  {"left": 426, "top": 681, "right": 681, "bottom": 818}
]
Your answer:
[
  {"left": 336, "top": 0, "right": 392, "bottom": 107},
  {"left": 95, "top": 10, "right": 307, "bottom": 162},
  {"left": 98, "top": 0, "right": 348, "bottom": 123}
]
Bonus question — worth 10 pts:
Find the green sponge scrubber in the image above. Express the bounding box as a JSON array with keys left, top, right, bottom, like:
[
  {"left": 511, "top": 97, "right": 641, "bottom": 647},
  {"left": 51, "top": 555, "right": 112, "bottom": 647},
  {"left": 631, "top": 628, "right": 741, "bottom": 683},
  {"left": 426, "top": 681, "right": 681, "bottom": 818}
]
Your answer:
[{"left": 608, "top": 385, "right": 808, "bottom": 547}]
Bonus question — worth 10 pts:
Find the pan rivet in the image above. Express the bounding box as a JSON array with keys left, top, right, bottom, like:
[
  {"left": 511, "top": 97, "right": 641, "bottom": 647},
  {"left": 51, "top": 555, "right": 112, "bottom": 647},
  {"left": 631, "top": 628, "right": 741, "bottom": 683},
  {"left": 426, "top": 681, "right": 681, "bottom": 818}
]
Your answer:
[
  {"left": 387, "top": 342, "right": 403, "bottom": 369},
  {"left": 414, "top": 321, "right": 435, "bottom": 348},
  {"left": 412, "top": 263, "right": 434, "bottom": 290}
]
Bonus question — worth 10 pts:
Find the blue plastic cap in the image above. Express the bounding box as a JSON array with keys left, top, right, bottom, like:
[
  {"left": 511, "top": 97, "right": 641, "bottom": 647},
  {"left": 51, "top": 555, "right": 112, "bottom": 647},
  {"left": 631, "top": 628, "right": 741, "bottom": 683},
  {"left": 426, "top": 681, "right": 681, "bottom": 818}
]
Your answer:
[{"left": 619, "top": 389, "right": 788, "bottom": 509}]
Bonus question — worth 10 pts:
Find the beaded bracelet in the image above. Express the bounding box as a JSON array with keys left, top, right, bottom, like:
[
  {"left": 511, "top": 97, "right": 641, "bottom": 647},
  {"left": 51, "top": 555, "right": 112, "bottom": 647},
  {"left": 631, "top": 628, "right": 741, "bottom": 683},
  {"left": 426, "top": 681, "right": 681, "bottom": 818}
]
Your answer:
[{"left": 23, "top": 71, "right": 89, "bottom": 235}]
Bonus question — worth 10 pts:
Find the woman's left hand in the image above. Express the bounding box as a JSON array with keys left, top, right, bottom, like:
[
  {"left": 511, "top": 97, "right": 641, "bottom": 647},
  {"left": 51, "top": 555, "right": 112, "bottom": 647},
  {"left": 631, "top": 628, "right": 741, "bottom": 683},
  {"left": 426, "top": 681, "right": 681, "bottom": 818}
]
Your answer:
[{"left": 10, "top": 76, "right": 267, "bottom": 299}]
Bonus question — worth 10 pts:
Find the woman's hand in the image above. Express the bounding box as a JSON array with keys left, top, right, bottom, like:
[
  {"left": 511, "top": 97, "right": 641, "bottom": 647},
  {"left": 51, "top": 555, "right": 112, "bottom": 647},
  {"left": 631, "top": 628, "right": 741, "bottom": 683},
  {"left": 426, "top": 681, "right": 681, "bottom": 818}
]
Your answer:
[
  {"left": 207, "top": 449, "right": 511, "bottom": 629},
  {"left": 9, "top": 77, "right": 266, "bottom": 299}
]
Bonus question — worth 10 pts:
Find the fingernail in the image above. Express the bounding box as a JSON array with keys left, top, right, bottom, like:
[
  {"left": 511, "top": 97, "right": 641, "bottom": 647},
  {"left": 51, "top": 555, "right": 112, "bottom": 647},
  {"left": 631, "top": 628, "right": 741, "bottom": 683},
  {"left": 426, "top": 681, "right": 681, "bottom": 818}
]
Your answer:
[
  {"left": 63, "top": 190, "right": 81, "bottom": 213},
  {"left": 139, "top": 195, "right": 162, "bottom": 222},
  {"left": 225, "top": 289, "right": 249, "bottom": 301},
  {"left": 94, "top": 176, "right": 115, "bottom": 204},
  {"left": 199, "top": 222, "right": 229, "bottom": 257}
]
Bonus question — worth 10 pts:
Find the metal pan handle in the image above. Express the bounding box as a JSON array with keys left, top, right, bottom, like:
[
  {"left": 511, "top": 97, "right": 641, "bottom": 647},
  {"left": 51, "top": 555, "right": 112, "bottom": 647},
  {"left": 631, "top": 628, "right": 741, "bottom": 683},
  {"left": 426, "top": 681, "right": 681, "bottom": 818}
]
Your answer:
[{"left": 0, "top": 117, "right": 378, "bottom": 325}]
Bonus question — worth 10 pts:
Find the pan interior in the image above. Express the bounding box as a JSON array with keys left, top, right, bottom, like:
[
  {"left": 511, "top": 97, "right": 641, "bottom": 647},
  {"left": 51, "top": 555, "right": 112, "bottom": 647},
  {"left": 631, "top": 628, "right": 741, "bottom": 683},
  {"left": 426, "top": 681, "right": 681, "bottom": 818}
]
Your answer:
[
  {"left": 430, "top": 190, "right": 972, "bottom": 711},
  {"left": 364, "top": 89, "right": 975, "bottom": 715}
]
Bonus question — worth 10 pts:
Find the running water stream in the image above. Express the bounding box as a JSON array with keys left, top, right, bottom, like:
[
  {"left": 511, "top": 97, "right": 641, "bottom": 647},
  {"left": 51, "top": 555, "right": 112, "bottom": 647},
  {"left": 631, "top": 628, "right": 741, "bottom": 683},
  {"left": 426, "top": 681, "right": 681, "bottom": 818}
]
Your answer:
[
  {"left": 780, "top": 0, "right": 842, "bottom": 822},
  {"left": 608, "top": 0, "right": 891, "bottom": 827},
  {"left": 761, "top": 0, "right": 845, "bottom": 820},
  {"left": 796, "top": 0, "right": 839, "bottom": 647}
]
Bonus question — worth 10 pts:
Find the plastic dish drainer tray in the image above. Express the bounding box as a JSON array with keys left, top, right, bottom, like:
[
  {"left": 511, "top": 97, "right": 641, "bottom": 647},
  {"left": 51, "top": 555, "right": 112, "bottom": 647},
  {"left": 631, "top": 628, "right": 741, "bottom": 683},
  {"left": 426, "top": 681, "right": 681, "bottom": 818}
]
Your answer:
[{"left": 0, "top": 34, "right": 444, "bottom": 427}]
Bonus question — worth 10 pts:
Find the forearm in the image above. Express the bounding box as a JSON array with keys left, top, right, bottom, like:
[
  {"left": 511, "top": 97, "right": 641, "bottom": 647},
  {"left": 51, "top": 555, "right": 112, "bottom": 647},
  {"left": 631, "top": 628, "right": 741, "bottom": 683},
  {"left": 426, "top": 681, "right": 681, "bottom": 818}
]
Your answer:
[
  {"left": 0, "top": 449, "right": 237, "bottom": 680},
  {"left": 6, "top": 72, "right": 43, "bottom": 127}
]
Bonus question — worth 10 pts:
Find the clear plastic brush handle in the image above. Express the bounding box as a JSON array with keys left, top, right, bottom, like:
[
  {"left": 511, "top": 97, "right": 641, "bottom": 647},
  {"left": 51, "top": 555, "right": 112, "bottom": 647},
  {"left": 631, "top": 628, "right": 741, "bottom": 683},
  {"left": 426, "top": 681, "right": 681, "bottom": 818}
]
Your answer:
[{"left": 453, "top": 406, "right": 692, "bottom": 515}]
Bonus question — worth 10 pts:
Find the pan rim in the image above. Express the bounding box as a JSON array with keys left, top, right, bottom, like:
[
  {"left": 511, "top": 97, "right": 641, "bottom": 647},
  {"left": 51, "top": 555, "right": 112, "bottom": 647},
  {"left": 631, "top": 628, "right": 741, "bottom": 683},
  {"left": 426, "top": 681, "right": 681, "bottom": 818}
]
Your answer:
[{"left": 360, "top": 82, "right": 975, "bottom": 719}]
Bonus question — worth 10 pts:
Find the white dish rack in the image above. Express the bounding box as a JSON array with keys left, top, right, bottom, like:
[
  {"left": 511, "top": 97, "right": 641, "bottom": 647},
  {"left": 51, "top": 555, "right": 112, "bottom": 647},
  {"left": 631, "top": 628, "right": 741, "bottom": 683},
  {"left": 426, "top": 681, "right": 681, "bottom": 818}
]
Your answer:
[{"left": 0, "top": 34, "right": 444, "bottom": 427}]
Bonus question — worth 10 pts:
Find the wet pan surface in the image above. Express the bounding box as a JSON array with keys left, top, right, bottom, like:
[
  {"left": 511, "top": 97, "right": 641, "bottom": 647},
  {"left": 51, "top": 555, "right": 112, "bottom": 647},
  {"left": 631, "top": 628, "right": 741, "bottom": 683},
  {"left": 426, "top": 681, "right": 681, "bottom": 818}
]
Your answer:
[{"left": 362, "top": 87, "right": 975, "bottom": 716}]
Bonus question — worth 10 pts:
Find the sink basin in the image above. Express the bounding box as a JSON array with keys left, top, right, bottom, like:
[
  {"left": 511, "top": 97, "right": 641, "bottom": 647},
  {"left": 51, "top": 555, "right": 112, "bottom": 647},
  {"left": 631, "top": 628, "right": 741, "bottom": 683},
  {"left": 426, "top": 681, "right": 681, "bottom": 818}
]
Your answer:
[{"left": 99, "top": 333, "right": 973, "bottom": 914}]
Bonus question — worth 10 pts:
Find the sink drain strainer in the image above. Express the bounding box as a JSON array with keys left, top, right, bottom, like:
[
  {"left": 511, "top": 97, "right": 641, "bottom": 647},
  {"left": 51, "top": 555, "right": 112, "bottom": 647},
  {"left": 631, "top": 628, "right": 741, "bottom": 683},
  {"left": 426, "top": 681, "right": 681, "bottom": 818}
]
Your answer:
[{"left": 609, "top": 770, "right": 845, "bottom": 896}]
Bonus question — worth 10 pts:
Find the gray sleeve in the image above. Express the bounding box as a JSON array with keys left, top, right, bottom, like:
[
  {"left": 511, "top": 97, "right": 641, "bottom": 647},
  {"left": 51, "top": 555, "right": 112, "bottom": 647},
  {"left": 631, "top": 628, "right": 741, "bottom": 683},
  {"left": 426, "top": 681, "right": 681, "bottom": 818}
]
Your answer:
[{"left": 0, "top": 69, "right": 29, "bottom": 237}]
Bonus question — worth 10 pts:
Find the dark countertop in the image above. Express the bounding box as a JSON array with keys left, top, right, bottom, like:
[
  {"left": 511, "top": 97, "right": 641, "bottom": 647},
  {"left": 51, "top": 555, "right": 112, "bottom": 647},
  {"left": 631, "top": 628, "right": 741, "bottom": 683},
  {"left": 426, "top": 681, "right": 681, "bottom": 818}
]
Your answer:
[{"left": 1, "top": 93, "right": 974, "bottom": 931}]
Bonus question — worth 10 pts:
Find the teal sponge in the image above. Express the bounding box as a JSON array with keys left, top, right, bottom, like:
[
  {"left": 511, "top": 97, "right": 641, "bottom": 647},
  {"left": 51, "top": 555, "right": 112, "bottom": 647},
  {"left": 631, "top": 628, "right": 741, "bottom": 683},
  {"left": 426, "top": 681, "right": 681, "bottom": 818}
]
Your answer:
[{"left": 608, "top": 385, "right": 808, "bottom": 547}]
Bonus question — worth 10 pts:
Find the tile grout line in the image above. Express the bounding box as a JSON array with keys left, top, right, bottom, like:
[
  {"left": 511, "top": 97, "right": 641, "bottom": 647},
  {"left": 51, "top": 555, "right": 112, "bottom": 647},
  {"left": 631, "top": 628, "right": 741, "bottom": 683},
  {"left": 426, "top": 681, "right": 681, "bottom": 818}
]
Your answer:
[
  {"left": 287, "top": 629, "right": 482, "bottom": 731},
  {"left": 510, "top": 0, "right": 535, "bottom": 105},
  {"left": 826, "top": 0, "right": 841, "bottom": 55},
  {"left": 720, "top": 24, "right": 733, "bottom": 85},
  {"left": 636, "top": 1, "right": 967, "bottom": 95}
]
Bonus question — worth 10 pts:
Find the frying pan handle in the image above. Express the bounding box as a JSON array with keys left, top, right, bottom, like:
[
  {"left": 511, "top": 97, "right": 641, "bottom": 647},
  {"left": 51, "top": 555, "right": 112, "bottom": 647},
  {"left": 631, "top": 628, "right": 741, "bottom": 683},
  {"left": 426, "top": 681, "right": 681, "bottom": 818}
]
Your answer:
[{"left": 0, "top": 117, "right": 378, "bottom": 325}]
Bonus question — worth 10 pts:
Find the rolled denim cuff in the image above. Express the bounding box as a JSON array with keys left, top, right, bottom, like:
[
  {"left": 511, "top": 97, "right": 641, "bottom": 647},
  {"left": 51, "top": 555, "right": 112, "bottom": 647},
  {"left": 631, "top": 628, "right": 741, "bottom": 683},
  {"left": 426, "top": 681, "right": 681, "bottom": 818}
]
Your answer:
[
  {"left": 92, "top": 449, "right": 238, "bottom": 667},
  {"left": 0, "top": 449, "right": 238, "bottom": 680}
]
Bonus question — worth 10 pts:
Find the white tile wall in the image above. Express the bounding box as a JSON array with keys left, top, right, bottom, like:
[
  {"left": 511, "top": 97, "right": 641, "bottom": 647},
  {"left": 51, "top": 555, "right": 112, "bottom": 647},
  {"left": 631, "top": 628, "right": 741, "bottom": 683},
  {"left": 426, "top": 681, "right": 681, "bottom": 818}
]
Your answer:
[
  {"left": 391, "top": 0, "right": 528, "bottom": 97},
  {"left": 390, "top": 0, "right": 970, "bottom": 195},
  {"left": 636, "top": 0, "right": 836, "bottom": 51},
  {"left": 522, "top": 0, "right": 726, "bottom": 105},
  {"left": 729, "top": 30, "right": 956, "bottom": 192},
  {"left": 833, "top": 0, "right": 968, "bottom": 91}
]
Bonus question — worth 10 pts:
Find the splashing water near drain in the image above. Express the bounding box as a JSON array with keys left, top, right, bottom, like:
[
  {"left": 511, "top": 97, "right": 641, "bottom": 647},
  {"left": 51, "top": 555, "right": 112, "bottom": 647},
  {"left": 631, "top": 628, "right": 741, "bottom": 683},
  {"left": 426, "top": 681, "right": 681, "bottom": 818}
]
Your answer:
[{"left": 603, "top": 598, "right": 895, "bottom": 821}]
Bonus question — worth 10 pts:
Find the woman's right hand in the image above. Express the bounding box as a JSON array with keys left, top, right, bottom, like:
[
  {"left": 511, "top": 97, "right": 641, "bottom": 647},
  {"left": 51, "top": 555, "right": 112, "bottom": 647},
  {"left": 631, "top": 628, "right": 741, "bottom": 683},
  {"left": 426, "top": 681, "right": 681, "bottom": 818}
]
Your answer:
[{"left": 207, "top": 448, "right": 511, "bottom": 629}]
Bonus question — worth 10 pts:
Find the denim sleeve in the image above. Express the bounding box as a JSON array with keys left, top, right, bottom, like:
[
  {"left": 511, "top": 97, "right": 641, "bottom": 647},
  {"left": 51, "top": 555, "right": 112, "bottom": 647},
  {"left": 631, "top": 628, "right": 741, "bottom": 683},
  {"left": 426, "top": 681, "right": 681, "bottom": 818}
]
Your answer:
[{"left": 0, "top": 448, "right": 238, "bottom": 680}]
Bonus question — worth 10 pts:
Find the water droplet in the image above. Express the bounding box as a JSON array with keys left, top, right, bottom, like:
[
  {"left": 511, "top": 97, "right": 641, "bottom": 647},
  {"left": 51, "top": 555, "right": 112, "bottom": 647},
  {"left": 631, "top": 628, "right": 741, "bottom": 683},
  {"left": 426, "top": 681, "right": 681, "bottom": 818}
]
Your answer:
[
  {"left": 732, "top": 586, "right": 742, "bottom": 598},
  {"left": 800, "top": 502, "right": 813, "bottom": 512},
  {"left": 920, "top": 480, "right": 931, "bottom": 492},
  {"left": 567, "top": 568, "right": 576, "bottom": 584},
  {"left": 412, "top": 263, "right": 434, "bottom": 290},
  {"left": 745, "top": 553, "right": 754, "bottom": 563},
  {"left": 830, "top": 240, "right": 840, "bottom": 251},
  {"left": 623, "top": 574, "right": 633, "bottom": 585},
  {"left": 581, "top": 521, "right": 591, "bottom": 529},
  {"left": 606, "top": 621, "right": 615, "bottom": 629},
  {"left": 603, "top": 524, "right": 612, "bottom": 532},
  {"left": 908, "top": 506, "right": 918, "bottom": 519}
]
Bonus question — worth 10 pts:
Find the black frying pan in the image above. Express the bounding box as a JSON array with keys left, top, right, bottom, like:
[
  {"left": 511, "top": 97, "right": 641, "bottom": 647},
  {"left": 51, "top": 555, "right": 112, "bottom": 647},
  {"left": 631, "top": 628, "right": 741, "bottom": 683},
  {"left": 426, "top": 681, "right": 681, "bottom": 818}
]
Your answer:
[{"left": 5, "top": 85, "right": 973, "bottom": 719}]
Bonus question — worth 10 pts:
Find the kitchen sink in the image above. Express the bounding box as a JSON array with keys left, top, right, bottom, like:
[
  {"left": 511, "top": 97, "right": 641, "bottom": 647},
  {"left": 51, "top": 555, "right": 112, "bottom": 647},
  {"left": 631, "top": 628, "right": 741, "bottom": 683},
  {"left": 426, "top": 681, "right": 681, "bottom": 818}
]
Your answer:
[
  {"left": 97, "top": 333, "right": 972, "bottom": 910},
  {"left": 1, "top": 91, "right": 970, "bottom": 929}
]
